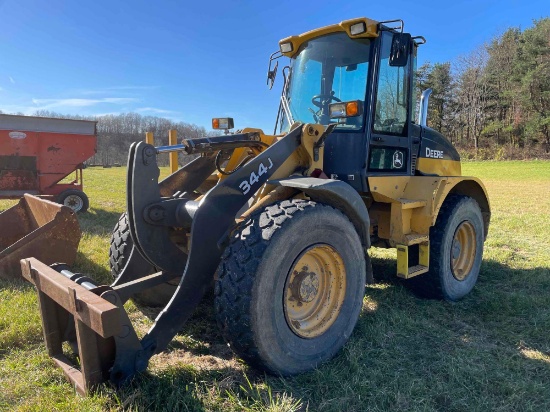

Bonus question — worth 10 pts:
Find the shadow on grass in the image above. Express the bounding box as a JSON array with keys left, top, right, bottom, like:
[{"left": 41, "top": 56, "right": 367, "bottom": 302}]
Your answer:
[
  {"left": 77, "top": 207, "right": 121, "bottom": 238},
  {"left": 73, "top": 250, "right": 112, "bottom": 285},
  {"left": 101, "top": 256, "right": 550, "bottom": 410},
  {"left": 113, "top": 364, "right": 248, "bottom": 411},
  {"left": 3, "top": 252, "right": 548, "bottom": 410}
]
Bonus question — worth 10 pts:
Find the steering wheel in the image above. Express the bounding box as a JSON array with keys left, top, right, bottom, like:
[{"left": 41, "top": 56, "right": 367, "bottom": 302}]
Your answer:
[{"left": 311, "top": 93, "right": 341, "bottom": 108}]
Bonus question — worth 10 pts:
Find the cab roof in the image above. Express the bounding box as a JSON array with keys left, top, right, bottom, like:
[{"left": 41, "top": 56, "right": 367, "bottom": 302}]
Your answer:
[{"left": 278, "top": 17, "right": 380, "bottom": 58}]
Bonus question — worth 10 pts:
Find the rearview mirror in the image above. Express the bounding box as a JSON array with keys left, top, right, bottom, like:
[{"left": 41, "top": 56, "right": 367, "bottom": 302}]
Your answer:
[
  {"left": 267, "top": 61, "right": 278, "bottom": 90},
  {"left": 389, "top": 33, "right": 411, "bottom": 67},
  {"left": 267, "top": 51, "right": 281, "bottom": 90}
]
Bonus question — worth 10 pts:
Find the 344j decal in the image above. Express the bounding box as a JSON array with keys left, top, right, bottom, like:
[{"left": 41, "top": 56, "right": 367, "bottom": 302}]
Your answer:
[{"left": 239, "top": 158, "right": 274, "bottom": 194}]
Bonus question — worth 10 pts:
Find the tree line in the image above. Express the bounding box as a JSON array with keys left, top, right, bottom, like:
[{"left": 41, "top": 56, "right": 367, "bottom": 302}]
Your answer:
[{"left": 417, "top": 18, "right": 549, "bottom": 159}]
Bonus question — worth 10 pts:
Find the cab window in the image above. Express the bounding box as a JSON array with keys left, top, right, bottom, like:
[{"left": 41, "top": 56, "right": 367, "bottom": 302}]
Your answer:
[{"left": 373, "top": 32, "right": 410, "bottom": 136}]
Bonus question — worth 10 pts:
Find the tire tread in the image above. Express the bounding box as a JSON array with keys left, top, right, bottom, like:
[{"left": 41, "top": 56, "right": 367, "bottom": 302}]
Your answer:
[
  {"left": 215, "top": 199, "right": 319, "bottom": 372},
  {"left": 409, "top": 195, "right": 477, "bottom": 299}
]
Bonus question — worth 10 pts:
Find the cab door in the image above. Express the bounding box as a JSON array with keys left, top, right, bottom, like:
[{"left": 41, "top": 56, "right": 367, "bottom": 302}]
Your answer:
[{"left": 367, "top": 31, "right": 412, "bottom": 176}]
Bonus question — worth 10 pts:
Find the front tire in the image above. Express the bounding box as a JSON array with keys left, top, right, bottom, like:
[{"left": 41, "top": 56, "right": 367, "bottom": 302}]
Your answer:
[
  {"left": 215, "top": 199, "right": 366, "bottom": 375},
  {"left": 109, "top": 213, "right": 178, "bottom": 307},
  {"left": 410, "top": 195, "right": 485, "bottom": 301}
]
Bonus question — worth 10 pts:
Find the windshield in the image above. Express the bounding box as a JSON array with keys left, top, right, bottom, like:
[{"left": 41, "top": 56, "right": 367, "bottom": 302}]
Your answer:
[{"left": 278, "top": 32, "right": 371, "bottom": 133}]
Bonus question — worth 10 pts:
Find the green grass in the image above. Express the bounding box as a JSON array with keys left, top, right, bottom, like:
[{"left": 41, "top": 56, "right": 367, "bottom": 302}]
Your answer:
[{"left": 1, "top": 161, "right": 549, "bottom": 411}]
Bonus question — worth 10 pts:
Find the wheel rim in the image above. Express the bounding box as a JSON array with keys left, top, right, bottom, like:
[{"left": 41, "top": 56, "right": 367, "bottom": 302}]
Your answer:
[
  {"left": 64, "top": 194, "right": 83, "bottom": 212},
  {"left": 451, "top": 221, "right": 477, "bottom": 281},
  {"left": 284, "top": 244, "right": 346, "bottom": 339}
]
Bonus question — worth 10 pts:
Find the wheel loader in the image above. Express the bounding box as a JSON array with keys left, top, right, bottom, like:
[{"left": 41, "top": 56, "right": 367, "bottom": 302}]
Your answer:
[{"left": 17, "top": 17, "right": 490, "bottom": 395}]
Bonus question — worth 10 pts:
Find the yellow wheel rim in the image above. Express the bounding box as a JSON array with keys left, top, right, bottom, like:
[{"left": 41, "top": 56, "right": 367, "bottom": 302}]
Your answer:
[
  {"left": 283, "top": 244, "right": 346, "bottom": 339},
  {"left": 451, "top": 221, "right": 477, "bottom": 281}
]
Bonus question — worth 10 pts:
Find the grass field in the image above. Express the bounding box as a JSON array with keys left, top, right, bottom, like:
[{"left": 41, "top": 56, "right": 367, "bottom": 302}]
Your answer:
[{"left": 1, "top": 161, "right": 549, "bottom": 411}]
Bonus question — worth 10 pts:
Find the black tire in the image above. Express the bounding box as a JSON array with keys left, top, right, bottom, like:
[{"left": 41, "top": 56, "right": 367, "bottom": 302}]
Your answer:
[
  {"left": 215, "top": 199, "right": 366, "bottom": 375},
  {"left": 109, "top": 213, "right": 178, "bottom": 307},
  {"left": 57, "top": 189, "right": 89, "bottom": 213},
  {"left": 409, "top": 195, "right": 484, "bottom": 301}
]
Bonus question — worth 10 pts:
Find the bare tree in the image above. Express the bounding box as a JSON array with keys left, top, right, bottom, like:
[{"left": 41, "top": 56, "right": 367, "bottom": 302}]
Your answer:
[{"left": 454, "top": 47, "right": 489, "bottom": 150}]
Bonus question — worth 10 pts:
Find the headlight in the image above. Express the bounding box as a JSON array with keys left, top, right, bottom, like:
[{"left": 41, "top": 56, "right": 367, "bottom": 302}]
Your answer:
[{"left": 329, "top": 101, "right": 362, "bottom": 118}]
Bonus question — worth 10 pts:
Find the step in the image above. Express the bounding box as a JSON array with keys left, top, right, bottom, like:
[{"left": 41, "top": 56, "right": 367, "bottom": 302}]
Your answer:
[
  {"left": 406, "top": 264, "right": 429, "bottom": 278},
  {"left": 397, "top": 198, "right": 427, "bottom": 210},
  {"left": 396, "top": 242, "right": 430, "bottom": 279},
  {"left": 403, "top": 233, "right": 429, "bottom": 245}
]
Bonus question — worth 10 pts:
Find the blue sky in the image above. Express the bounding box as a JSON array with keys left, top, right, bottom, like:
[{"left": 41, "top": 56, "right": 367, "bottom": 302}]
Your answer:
[{"left": 0, "top": 0, "right": 547, "bottom": 134}]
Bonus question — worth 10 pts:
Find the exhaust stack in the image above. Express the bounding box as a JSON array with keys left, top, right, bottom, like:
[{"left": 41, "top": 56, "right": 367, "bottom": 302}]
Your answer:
[{"left": 418, "top": 88, "right": 432, "bottom": 127}]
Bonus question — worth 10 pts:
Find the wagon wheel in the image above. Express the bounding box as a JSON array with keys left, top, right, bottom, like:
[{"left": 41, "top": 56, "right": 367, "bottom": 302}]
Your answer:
[{"left": 57, "top": 189, "right": 89, "bottom": 213}]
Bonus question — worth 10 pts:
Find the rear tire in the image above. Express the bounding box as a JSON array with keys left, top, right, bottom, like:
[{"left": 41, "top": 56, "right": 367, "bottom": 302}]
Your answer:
[
  {"left": 109, "top": 213, "right": 178, "bottom": 307},
  {"left": 409, "top": 195, "right": 484, "bottom": 301},
  {"left": 57, "top": 189, "right": 89, "bottom": 213},
  {"left": 215, "top": 199, "right": 366, "bottom": 375}
]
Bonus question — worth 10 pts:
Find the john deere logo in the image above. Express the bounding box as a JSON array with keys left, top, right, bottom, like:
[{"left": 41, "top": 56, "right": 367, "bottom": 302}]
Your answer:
[{"left": 393, "top": 151, "right": 404, "bottom": 168}]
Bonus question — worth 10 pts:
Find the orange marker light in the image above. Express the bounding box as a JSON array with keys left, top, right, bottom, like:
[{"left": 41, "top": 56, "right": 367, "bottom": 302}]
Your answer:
[
  {"left": 212, "top": 118, "right": 220, "bottom": 129},
  {"left": 346, "top": 101, "right": 359, "bottom": 116}
]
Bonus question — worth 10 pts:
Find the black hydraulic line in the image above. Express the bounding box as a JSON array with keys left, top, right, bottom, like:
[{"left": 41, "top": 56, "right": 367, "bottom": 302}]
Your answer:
[{"left": 215, "top": 150, "right": 256, "bottom": 176}]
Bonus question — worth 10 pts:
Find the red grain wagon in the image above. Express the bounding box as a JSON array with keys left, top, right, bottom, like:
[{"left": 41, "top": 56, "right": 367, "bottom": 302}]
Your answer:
[{"left": 0, "top": 114, "right": 97, "bottom": 212}]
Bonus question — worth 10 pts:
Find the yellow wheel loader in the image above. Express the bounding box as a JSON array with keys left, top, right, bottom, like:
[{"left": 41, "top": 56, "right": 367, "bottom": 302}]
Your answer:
[{"left": 18, "top": 17, "right": 490, "bottom": 395}]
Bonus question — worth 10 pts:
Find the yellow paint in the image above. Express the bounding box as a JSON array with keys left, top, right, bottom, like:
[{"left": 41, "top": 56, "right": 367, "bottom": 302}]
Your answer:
[
  {"left": 219, "top": 128, "right": 277, "bottom": 182},
  {"left": 416, "top": 157, "right": 461, "bottom": 176},
  {"left": 230, "top": 124, "right": 333, "bottom": 212},
  {"left": 169, "top": 130, "right": 178, "bottom": 173},
  {"left": 419, "top": 241, "right": 430, "bottom": 267},
  {"left": 451, "top": 221, "right": 476, "bottom": 280},
  {"left": 253, "top": 124, "right": 325, "bottom": 202},
  {"left": 279, "top": 17, "right": 379, "bottom": 57},
  {"left": 396, "top": 245, "right": 408, "bottom": 278},
  {"left": 300, "top": 124, "right": 326, "bottom": 174},
  {"left": 368, "top": 175, "right": 490, "bottom": 244},
  {"left": 284, "top": 244, "right": 346, "bottom": 338},
  {"left": 396, "top": 242, "right": 430, "bottom": 279}
]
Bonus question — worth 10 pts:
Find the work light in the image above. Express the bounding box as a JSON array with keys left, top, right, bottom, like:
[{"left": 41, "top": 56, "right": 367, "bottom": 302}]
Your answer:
[
  {"left": 350, "top": 22, "right": 366, "bottom": 35},
  {"left": 212, "top": 117, "right": 234, "bottom": 130},
  {"left": 280, "top": 42, "right": 293, "bottom": 53}
]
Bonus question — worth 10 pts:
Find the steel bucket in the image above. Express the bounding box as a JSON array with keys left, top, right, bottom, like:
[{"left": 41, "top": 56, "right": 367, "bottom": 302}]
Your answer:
[{"left": 0, "top": 194, "right": 81, "bottom": 280}]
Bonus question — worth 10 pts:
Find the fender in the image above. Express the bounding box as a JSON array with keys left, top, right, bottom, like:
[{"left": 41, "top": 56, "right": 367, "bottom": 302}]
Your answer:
[
  {"left": 368, "top": 175, "right": 491, "bottom": 240},
  {"left": 270, "top": 177, "right": 371, "bottom": 248},
  {"left": 446, "top": 177, "right": 491, "bottom": 239}
]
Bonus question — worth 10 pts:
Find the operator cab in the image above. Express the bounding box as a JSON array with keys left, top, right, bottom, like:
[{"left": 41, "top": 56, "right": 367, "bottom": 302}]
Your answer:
[{"left": 272, "top": 18, "right": 459, "bottom": 191}]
